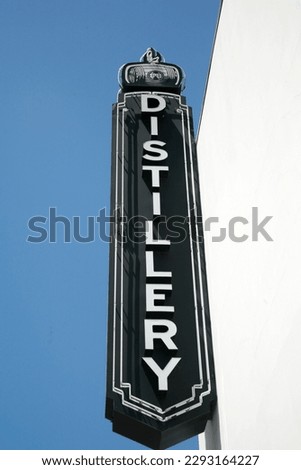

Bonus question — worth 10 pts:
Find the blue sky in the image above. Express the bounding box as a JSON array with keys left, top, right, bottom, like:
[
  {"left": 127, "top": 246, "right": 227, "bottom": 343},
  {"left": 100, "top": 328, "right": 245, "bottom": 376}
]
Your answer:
[{"left": 0, "top": 0, "right": 220, "bottom": 450}]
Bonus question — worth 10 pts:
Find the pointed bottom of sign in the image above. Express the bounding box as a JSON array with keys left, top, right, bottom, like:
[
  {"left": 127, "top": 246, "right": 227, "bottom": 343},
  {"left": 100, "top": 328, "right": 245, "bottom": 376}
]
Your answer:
[{"left": 106, "top": 398, "right": 213, "bottom": 450}]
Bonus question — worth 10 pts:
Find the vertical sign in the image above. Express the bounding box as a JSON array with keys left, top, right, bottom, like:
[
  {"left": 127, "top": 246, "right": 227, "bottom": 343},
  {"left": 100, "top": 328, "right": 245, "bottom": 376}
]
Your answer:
[{"left": 106, "top": 48, "right": 216, "bottom": 449}]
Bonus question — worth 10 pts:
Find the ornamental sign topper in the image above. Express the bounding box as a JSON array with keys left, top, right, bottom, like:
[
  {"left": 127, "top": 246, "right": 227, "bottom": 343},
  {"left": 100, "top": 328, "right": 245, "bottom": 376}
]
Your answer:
[{"left": 106, "top": 48, "right": 216, "bottom": 449}]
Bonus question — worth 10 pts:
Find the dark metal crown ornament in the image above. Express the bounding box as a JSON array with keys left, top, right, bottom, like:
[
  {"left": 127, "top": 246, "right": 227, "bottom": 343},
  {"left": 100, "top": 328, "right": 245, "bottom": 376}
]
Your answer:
[{"left": 118, "top": 47, "right": 185, "bottom": 94}]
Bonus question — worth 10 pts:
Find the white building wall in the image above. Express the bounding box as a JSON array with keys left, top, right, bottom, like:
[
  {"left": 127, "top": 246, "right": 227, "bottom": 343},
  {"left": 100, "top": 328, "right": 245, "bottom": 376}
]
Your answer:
[{"left": 197, "top": 0, "right": 301, "bottom": 449}]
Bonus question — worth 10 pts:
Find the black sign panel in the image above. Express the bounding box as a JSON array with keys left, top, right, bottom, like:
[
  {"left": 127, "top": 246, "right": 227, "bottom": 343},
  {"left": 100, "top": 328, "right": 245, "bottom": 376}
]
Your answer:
[{"left": 106, "top": 50, "right": 216, "bottom": 450}]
